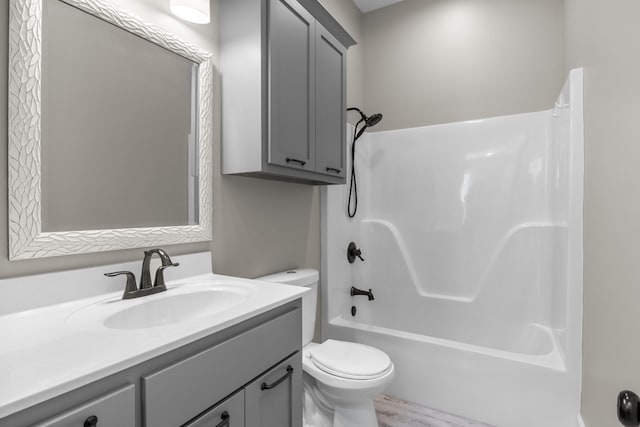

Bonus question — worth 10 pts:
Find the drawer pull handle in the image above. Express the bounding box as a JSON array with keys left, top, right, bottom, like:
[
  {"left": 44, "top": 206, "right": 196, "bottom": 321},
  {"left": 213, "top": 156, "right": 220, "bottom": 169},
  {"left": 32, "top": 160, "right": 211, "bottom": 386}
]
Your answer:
[
  {"left": 215, "top": 411, "right": 230, "bottom": 427},
  {"left": 261, "top": 365, "right": 294, "bottom": 391},
  {"left": 326, "top": 167, "right": 341, "bottom": 174},
  {"left": 286, "top": 158, "right": 306, "bottom": 166},
  {"left": 83, "top": 415, "right": 98, "bottom": 427}
]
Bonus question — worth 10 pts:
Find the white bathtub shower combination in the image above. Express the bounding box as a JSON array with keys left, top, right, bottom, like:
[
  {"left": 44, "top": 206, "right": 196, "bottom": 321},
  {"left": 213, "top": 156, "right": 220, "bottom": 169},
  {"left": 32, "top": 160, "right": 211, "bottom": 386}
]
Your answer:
[{"left": 321, "top": 69, "right": 583, "bottom": 427}]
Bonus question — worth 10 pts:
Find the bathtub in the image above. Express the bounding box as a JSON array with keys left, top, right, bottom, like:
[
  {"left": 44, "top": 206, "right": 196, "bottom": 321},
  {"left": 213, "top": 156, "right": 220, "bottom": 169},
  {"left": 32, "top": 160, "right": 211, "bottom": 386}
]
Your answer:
[
  {"left": 323, "top": 219, "right": 577, "bottom": 426},
  {"left": 321, "top": 69, "right": 583, "bottom": 427},
  {"left": 326, "top": 316, "right": 574, "bottom": 427}
]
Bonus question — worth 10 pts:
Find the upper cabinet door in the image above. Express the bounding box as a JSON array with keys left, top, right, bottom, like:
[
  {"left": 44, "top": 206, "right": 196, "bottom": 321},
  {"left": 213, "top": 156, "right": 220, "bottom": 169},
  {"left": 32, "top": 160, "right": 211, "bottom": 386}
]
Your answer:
[
  {"left": 315, "top": 23, "right": 347, "bottom": 178},
  {"left": 268, "top": 0, "right": 316, "bottom": 171}
]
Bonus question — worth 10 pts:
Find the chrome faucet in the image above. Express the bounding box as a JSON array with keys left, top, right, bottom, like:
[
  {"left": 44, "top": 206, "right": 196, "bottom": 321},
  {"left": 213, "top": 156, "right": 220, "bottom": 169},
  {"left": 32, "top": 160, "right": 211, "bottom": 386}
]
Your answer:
[{"left": 105, "top": 249, "right": 180, "bottom": 299}]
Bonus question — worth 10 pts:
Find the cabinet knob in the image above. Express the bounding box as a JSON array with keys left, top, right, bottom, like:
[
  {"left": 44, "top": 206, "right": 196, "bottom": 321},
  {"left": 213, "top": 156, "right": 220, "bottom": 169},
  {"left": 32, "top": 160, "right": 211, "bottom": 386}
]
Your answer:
[{"left": 83, "top": 415, "right": 98, "bottom": 427}]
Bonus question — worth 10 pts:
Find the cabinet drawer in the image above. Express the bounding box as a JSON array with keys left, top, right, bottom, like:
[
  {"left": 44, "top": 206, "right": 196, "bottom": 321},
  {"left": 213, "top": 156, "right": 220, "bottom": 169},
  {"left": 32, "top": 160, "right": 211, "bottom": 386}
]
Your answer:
[
  {"left": 184, "top": 390, "right": 244, "bottom": 427},
  {"left": 142, "top": 308, "right": 301, "bottom": 427},
  {"left": 34, "top": 385, "right": 135, "bottom": 427}
]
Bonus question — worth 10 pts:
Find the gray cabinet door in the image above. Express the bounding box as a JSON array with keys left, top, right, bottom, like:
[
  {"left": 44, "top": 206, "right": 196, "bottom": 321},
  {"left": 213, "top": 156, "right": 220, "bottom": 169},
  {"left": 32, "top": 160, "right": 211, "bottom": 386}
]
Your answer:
[
  {"left": 184, "top": 390, "right": 244, "bottom": 427},
  {"left": 268, "top": 0, "right": 315, "bottom": 171},
  {"left": 245, "top": 354, "right": 303, "bottom": 427},
  {"left": 315, "top": 22, "right": 347, "bottom": 178}
]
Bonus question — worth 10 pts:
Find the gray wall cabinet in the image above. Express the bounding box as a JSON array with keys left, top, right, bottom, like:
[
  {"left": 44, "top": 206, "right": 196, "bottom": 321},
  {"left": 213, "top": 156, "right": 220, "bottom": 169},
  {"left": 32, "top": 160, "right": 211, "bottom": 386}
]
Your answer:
[
  {"left": 0, "top": 302, "right": 302, "bottom": 427},
  {"left": 220, "top": 0, "right": 355, "bottom": 185}
]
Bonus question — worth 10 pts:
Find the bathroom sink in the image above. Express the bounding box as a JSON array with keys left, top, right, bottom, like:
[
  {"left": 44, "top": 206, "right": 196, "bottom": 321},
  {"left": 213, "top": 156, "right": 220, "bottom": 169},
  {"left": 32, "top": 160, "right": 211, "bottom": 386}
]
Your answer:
[
  {"left": 67, "top": 283, "right": 254, "bottom": 330},
  {"left": 104, "top": 288, "right": 246, "bottom": 329}
]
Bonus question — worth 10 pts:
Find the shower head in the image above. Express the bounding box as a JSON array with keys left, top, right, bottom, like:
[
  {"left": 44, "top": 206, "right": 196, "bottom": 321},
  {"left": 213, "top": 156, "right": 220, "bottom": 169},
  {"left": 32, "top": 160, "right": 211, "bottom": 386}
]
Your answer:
[
  {"left": 348, "top": 107, "right": 383, "bottom": 140},
  {"left": 347, "top": 107, "right": 383, "bottom": 129},
  {"left": 366, "top": 113, "right": 383, "bottom": 128}
]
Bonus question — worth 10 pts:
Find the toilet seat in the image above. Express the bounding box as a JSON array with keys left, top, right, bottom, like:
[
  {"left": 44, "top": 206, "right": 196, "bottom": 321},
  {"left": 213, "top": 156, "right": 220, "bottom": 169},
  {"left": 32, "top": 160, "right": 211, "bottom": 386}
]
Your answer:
[
  {"left": 307, "top": 340, "right": 392, "bottom": 380},
  {"left": 302, "top": 340, "right": 395, "bottom": 407}
]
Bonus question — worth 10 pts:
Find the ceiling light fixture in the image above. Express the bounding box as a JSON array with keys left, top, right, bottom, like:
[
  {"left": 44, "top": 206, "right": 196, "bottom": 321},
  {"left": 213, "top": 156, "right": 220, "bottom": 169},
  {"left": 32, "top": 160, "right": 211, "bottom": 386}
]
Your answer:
[{"left": 170, "top": 0, "right": 210, "bottom": 24}]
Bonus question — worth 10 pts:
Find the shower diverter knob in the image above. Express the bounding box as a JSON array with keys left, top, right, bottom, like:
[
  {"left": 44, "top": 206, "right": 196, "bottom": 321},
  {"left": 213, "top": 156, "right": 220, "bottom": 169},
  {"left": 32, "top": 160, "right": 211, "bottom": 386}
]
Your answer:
[
  {"left": 618, "top": 390, "right": 640, "bottom": 426},
  {"left": 347, "top": 242, "right": 364, "bottom": 263}
]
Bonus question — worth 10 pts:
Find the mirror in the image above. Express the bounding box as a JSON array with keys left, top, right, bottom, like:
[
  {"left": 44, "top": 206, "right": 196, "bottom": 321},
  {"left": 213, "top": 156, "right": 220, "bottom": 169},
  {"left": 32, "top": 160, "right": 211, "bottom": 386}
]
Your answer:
[{"left": 8, "top": 0, "right": 213, "bottom": 259}]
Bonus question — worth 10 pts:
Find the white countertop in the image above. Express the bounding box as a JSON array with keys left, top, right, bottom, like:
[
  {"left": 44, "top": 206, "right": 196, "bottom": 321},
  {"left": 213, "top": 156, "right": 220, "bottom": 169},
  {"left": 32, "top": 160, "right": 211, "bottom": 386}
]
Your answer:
[{"left": 0, "top": 272, "right": 307, "bottom": 419}]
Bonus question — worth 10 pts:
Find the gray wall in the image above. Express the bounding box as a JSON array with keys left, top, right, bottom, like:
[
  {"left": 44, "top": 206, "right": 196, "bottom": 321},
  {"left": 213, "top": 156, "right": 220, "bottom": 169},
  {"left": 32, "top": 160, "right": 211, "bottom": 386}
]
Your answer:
[
  {"left": 564, "top": 0, "right": 640, "bottom": 425},
  {"left": 362, "top": 0, "right": 565, "bottom": 131}
]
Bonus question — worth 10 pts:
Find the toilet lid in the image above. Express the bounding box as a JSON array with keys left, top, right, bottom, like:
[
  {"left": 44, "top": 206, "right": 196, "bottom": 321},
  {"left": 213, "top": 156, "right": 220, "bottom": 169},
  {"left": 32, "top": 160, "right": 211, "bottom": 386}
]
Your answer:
[{"left": 308, "top": 340, "right": 391, "bottom": 380}]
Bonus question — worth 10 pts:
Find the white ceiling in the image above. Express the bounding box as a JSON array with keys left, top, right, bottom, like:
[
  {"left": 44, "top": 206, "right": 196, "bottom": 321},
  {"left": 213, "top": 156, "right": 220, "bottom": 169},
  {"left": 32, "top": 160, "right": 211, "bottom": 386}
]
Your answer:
[{"left": 352, "top": 0, "right": 405, "bottom": 13}]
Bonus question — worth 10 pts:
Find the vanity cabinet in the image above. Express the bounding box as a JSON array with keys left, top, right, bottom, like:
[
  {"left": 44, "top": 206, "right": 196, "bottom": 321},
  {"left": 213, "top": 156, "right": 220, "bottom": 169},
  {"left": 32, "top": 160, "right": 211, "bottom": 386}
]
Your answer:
[
  {"left": 220, "top": 0, "right": 354, "bottom": 185},
  {"left": 142, "top": 307, "right": 301, "bottom": 427},
  {"left": 2, "top": 302, "right": 301, "bottom": 427}
]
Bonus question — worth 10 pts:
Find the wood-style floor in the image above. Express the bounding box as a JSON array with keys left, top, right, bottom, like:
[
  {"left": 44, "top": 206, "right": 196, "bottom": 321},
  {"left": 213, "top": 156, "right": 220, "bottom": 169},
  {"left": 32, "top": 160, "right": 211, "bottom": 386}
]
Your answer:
[{"left": 374, "top": 395, "right": 495, "bottom": 427}]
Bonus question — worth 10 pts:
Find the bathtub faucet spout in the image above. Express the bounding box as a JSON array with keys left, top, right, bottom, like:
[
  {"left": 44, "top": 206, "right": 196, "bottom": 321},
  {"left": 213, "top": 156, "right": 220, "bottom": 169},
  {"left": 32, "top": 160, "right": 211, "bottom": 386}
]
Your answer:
[{"left": 351, "top": 286, "right": 375, "bottom": 301}]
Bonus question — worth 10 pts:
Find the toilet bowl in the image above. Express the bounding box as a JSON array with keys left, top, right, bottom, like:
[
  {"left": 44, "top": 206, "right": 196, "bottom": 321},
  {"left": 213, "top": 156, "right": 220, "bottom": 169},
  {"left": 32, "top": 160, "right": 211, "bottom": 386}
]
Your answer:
[{"left": 257, "top": 269, "right": 394, "bottom": 427}]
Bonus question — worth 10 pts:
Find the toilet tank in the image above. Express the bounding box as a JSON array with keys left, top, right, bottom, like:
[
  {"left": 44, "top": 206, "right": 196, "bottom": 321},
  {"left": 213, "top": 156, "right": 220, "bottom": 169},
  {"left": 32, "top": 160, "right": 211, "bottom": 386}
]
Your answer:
[{"left": 257, "top": 269, "right": 319, "bottom": 346}]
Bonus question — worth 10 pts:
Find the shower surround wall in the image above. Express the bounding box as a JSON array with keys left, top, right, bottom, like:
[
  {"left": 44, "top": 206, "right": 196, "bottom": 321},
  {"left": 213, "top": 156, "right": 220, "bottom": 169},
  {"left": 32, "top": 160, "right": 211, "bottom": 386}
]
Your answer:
[{"left": 321, "top": 69, "right": 583, "bottom": 427}]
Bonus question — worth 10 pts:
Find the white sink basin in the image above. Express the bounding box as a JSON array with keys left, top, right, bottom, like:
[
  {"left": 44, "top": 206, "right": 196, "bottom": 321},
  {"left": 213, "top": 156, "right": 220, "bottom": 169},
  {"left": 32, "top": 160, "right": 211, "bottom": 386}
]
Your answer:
[
  {"left": 104, "top": 288, "right": 246, "bottom": 329},
  {"left": 67, "top": 283, "right": 255, "bottom": 330}
]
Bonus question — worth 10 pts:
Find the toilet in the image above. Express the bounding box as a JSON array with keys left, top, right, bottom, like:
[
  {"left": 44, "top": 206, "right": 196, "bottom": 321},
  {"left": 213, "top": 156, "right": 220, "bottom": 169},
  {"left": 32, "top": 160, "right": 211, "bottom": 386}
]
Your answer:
[{"left": 258, "top": 269, "right": 394, "bottom": 427}]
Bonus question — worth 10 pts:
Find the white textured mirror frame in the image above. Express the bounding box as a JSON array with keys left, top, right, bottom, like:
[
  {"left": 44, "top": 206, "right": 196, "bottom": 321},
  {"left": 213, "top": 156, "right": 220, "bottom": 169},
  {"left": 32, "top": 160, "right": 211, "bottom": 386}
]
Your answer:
[{"left": 8, "top": 0, "right": 213, "bottom": 259}]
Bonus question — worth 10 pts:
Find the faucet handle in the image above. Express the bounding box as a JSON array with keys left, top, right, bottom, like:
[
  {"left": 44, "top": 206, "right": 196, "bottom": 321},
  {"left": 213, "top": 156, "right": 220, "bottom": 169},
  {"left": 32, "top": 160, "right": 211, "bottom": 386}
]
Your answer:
[
  {"left": 105, "top": 271, "right": 138, "bottom": 300},
  {"left": 347, "top": 242, "right": 365, "bottom": 263},
  {"left": 154, "top": 262, "right": 180, "bottom": 289}
]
